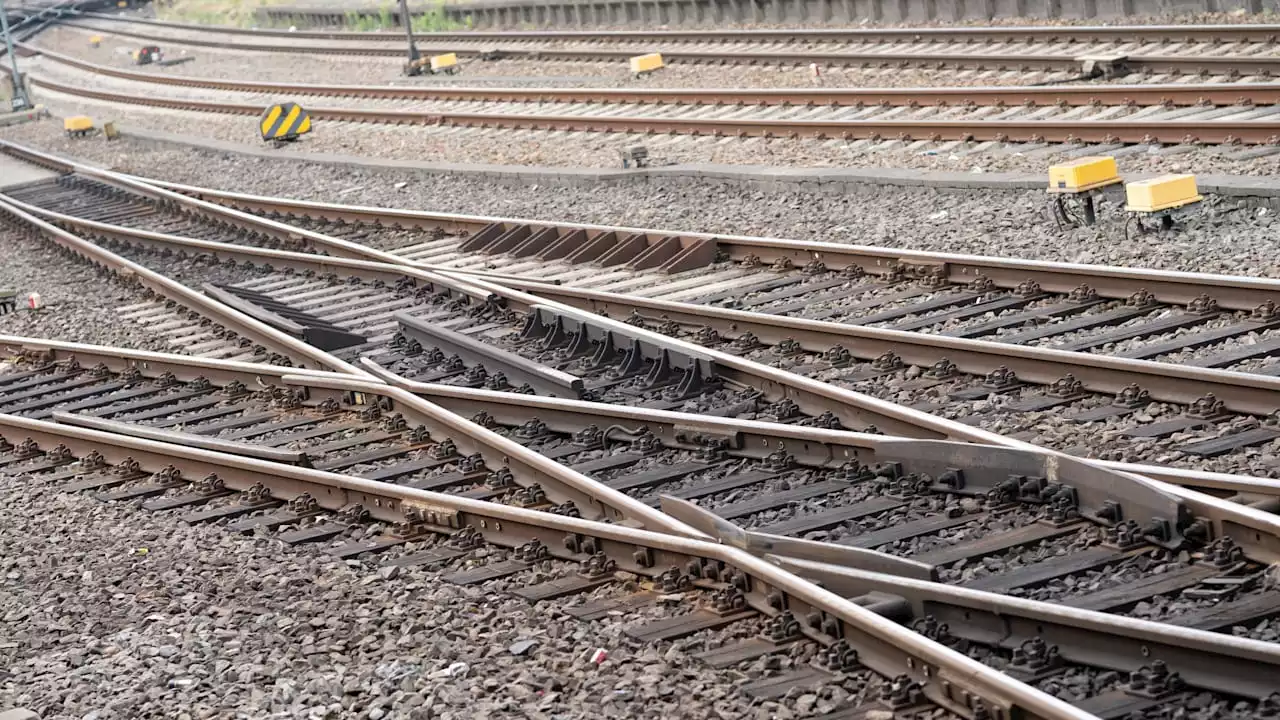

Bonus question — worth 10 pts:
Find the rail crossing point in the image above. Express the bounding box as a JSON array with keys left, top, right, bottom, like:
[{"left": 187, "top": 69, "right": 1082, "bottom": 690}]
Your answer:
[
  {"left": 1046, "top": 156, "right": 1121, "bottom": 228},
  {"left": 1125, "top": 174, "right": 1202, "bottom": 232},
  {"left": 63, "top": 116, "right": 95, "bottom": 137},
  {"left": 259, "top": 102, "right": 312, "bottom": 142},
  {"left": 630, "top": 53, "right": 664, "bottom": 76}
]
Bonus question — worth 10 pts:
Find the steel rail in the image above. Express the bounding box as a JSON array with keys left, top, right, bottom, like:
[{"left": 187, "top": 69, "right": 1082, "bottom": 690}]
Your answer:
[
  {"left": 773, "top": 555, "right": 1280, "bottom": 700},
  {"left": 0, "top": 195, "right": 496, "bottom": 296},
  {"left": 6, "top": 143, "right": 1279, "bottom": 559},
  {"left": 30, "top": 46, "right": 1280, "bottom": 109},
  {"left": 4, "top": 191, "right": 963, "bottom": 438},
  {"left": 22, "top": 196, "right": 1280, "bottom": 461},
  {"left": 0, "top": 330, "right": 682, "bottom": 529},
  {"left": 359, "top": 360, "right": 1280, "bottom": 501},
  {"left": 0, "top": 333, "right": 348, "bottom": 386},
  {"left": 0, "top": 412, "right": 1099, "bottom": 720},
  {"left": 499, "top": 278, "right": 1280, "bottom": 416},
  {"left": 5, "top": 333, "right": 1279, "bottom": 701},
  {"left": 445, "top": 271, "right": 1280, "bottom": 564},
  {"left": 24, "top": 73, "right": 1280, "bottom": 145},
  {"left": 52, "top": 18, "right": 1280, "bottom": 76},
  {"left": 0, "top": 197, "right": 366, "bottom": 375},
  {"left": 0, "top": 141, "right": 542, "bottom": 285},
  {"left": 74, "top": 11, "right": 1280, "bottom": 44},
  {"left": 138, "top": 178, "right": 1280, "bottom": 314},
  {"left": 19, "top": 158, "right": 1280, "bottom": 504}
]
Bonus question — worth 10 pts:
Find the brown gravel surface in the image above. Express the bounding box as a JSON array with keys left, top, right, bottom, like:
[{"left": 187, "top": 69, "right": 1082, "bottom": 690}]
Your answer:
[
  {"left": 3, "top": 121, "right": 1277, "bottom": 280},
  {"left": 0, "top": 473, "right": 876, "bottom": 719}
]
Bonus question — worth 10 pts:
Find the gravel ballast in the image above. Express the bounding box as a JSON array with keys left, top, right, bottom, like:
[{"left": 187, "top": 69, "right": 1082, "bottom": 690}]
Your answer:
[
  {"left": 0, "top": 226, "right": 172, "bottom": 352},
  {"left": 0, "top": 474, "right": 875, "bottom": 719},
  {"left": 35, "top": 25, "right": 1070, "bottom": 90},
  {"left": 24, "top": 25, "right": 1280, "bottom": 176},
  {"left": 3, "top": 121, "right": 1277, "bottom": 280},
  {"left": 22, "top": 79, "right": 1280, "bottom": 176}
]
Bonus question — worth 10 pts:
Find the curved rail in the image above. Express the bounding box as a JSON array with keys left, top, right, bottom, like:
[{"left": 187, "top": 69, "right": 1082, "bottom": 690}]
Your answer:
[
  {"left": 24, "top": 72, "right": 1280, "bottom": 144},
  {"left": 31, "top": 45, "right": 1280, "bottom": 109},
  {"left": 6, "top": 139, "right": 1280, "bottom": 559},
  {"left": 0, "top": 409, "right": 1110, "bottom": 720},
  {"left": 134, "top": 168, "right": 1280, "bottom": 315},
  {"left": 55, "top": 18, "right": 1280, "bottom": 76},
  {"left": 0, "top": 196, "right": 365, "bottom": 375}
]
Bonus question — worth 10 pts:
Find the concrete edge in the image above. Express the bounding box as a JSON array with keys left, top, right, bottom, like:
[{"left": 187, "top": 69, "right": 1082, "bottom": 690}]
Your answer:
[
  {"left": 0, "top": 105, "right": 49, "bottom": 128},
  {"left": 41, "top": 122, "right": 1280, "bottom": 200}
]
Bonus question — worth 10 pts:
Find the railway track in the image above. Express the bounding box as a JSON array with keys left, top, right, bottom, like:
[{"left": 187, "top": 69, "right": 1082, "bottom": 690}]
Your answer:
[
  {"left": 6, "top": 142, "right": 1280, "bottom": 717},
  {"left": 5, "top": 351, "right": 1274, "bottom": 712},
  {"left": 5, "top": 140, "right": 1280, "bottom": 507},
  {"left": 4, "top": 333, "right": 1280, "bottom": 716},
  {"left": 14, "top": 139, "right": 1280, "bottom": 488},
  {"left": 19, "top": 51, "right": 1280, "bottom": 145},
  {"left": 58, "top": 14, "right": 1280, "bottom": 77}
]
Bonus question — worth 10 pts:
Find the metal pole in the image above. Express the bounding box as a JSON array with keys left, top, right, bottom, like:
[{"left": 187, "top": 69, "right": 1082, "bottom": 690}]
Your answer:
[
  {"left": 398, "top": 0, "right": 419, "bottom": 66},
  {"left": 0, "top": 0, "right": 32, "bottom": 111}
]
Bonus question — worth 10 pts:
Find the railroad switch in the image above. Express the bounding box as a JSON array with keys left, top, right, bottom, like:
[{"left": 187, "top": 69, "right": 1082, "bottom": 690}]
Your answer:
[
  {"left": 621, "top": 145, "right": 649, "bottom": 169},
  {"left": 1124, "top": 173, "right": 1203, "bottom": 233},
  {"left": 1046, "top": 156, "right": 1122, "bottom": 228}
]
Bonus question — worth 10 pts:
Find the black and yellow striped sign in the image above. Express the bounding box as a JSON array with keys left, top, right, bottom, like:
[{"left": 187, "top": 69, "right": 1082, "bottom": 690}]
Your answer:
[{"left": 259, "top": 102, "right": 312, "bottom": 142}]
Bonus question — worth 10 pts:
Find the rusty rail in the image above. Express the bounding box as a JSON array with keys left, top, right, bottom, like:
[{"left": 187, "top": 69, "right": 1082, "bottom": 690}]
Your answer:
[
  {"left": 54, "top": 18, "right": 1280, "bottom": 76},
  {"left": 128, "top": 173, "right": 1280, "bottom": 315},
  {"left": 32, "top": 46, "right": 1280, "bottom": 109},
  {"left": 25, "top": 74, "right": 1280, "bottom": 145}
]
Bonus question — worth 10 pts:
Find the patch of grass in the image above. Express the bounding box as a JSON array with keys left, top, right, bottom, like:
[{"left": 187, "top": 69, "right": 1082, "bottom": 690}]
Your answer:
[
  {"left": 410, "top": 3, "right": 465, "bottom": 31},
  {"left": 153, "top": 0, "right": 465, "bottom": 30},
  {"left": 153, "top": 0, "right": 293, "bottom": 27}
]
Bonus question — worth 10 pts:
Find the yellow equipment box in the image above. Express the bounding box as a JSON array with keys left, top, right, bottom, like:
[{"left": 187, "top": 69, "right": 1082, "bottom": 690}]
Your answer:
[
  {"left": 64, "top": 116, "right": 94, "bottom": 136},
  {"left": 1125, "top": 174, "right": 1202, "bottom": 213},
  {"left": 430, "top": 53, "right": 458, "bottom": 72},
  {"left": 1047, "top": 156, "right": 1120, "bottom": 192},
  {"left": 89, "top": 35, "right": 102, "bottom": 47},
  {"left": 630, "top": 53, "right": 665, "bottom": 75}
]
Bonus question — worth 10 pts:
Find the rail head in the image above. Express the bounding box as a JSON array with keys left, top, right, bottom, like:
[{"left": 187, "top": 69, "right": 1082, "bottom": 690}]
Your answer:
[
  {"left": 0, "top": 410, "right": 1095, "bottom": 720},
  {"left": 0, "top": 196, "right": 365, "bottom": 376}
]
